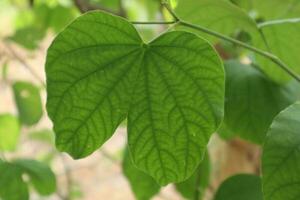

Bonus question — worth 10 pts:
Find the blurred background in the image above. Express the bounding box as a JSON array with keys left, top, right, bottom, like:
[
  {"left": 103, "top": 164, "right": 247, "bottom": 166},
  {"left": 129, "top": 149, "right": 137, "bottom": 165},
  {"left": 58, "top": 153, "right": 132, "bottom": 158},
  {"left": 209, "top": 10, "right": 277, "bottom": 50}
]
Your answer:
[{"left": 0, "top": 0, "right": 263, "bottom": 199}]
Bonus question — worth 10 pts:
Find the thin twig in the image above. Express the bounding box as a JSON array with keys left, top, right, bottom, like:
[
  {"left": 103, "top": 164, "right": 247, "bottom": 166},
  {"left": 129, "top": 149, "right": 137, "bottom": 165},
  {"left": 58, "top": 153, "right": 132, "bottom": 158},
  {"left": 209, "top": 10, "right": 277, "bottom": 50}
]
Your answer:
[
  {"left": 4, "top": 42, "right": 45, "bottom": 86},
  {"left": 134, "top": 2, "right": 300, "bottom": 82},
  {"left": 131, "top": 21, "right": 177, "bottom": 25}
]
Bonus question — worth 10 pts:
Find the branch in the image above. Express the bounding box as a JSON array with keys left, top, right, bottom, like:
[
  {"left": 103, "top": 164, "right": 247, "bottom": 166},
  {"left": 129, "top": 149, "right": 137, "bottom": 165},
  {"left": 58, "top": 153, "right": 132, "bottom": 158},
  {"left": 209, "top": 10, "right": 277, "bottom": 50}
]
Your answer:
[
  {"left": 4, "top": 42, "right": 45, "bottom": 86},
  {"left": 131, "top": 2, "right": 300, "bottom": 83},
  {"left": 73, "top": 0, "right": 126, "bottom": 17}
]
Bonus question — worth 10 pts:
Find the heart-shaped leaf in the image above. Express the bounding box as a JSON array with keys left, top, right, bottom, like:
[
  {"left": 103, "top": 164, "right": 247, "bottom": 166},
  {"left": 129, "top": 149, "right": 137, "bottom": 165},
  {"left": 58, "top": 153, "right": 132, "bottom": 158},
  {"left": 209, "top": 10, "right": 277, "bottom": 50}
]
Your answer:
[
  {"left": 262, "top": 102, "right": 300, "bottom": 200},
  {"left": 46, "top": 11, "right": 224, "bottom": 185}
]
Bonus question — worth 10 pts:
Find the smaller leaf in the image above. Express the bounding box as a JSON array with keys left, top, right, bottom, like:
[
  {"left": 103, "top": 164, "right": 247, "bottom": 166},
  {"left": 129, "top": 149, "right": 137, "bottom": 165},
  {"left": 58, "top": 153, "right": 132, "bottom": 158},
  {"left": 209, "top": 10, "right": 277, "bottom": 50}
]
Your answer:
[
  {"left": 214, "top": 174, "right": 263, "bottom": 200},
  {"left": 223, "top": 60, "right": 299, "bottom": 144},
  {"left": 122, "top": 150, "right": 160, "bottom": 200},
  {"left": 0, "top": 114, "right": 20, "bottom": 151},
  {"left": 28, "top": 129, "right": 55, "bottom": 144},
  {"left": 262, "top": 102, "right": 300, "bottom": 200},
  {"left": 0, "top": 162, "right": 29, "bottom": 200},
  {"left": 13, "top": 81, "right": 43, "bottom": 126},
  {"left": 14, "top": 159, "right": 56, "bottom": 195},
  {"left": 175, "top": 152, "right": 210, "bottom": 200}
]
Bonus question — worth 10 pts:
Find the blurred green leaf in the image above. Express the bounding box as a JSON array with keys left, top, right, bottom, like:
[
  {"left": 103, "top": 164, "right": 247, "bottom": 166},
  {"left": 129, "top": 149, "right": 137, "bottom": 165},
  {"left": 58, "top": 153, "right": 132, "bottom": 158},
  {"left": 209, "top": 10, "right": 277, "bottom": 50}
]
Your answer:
[
  {"left": 9, "top": 26, "right": 45, "bottom": 50},
  {"left": 254, "top": 19, "right": 300, "bottom": 83},
  {"left": 14, "top": 159, "right": 56, "bottom": 195},
  {"left": 1, "top": 62, "right": 9, "bottom": 81},
  {"left": 0, "top": 114, "right": 20, "bottom": 151},
  {"left": 13, "top": 81, "right": 43, "bottom": 126},
  {"left": 214, "top": 174, "right": 263, "bottom": 200},
  {"left": 223, "top": 60, "right": 299, "bottom": 144},
  {"left": 262, "top": 102, "right": 300, "bottom": 200},
  {"left": 0, "top": 162, "right": 29, "bottom": 200},
  {"left": 232, "top": 0, "right": 300, "bottom": 20},
  {"left": 28, "top": 129, "right": 55, "bottom": 144},
  {"left": 123, "top": 150, "right": 160, "bottom": 200},
  {"left": 174, "top": 0, "right": 260, "bottom": 43},
  {"left": 175, "top": 152, "right": 210, "bottom": 200}
]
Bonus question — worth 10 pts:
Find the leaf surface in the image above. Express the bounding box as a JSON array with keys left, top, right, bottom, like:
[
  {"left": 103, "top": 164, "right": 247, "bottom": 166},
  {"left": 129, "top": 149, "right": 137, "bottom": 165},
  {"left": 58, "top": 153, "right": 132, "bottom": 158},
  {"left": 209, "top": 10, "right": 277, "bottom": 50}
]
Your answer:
[
  {"left": 0, "top": 114, "right": 20, "bottom": 151},
  {"left": 254, "top": 19, "right": 300, "bottom": 82},
  {"left": 0, "top": 162, "right": 29, "bottom": 200},
  {"left": 46, "top": 11, "right": 224, "bottom": 185},
  {"left": 175, "top": 152, "right": 210, "bottom": 200},
  {"left": 262, "top": 102, "right": 300, "bottom": 200},
  {"left": 223, "top": 60, "right": 299, "bottom": 144},
  {"left": 13, "top": 81, "right": 43, "bottom": 126},
  {"left": 174, "top": 0, "right": 259, "bottom": 43},
  {"left": 122, "top": 150, "right": 160, "bottom": 200},
  {"left": 14, "top": 159, "right": 56, "bottom": 195},
  {"left": 214, "top": 174, "right": 263, "bottom": 200}
]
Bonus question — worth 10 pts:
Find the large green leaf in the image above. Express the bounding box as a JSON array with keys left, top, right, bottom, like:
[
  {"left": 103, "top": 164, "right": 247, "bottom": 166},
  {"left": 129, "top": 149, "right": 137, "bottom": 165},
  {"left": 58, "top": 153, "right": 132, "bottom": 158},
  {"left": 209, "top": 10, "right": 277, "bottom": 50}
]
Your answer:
[
  {"left": 262, "top": 102, "right": 300, "bottom": 200},
  {"left": 0, "top": 114, "right": 20, "bottom": 151},
  {"left": 174, "top": 0, "right": 259, "bottom": 43},
  {"left": 46, "top": 11, "right": 224, "bottom": 185},
  {"left": 214, "top": 174, "right": 263, "bottom": 200},
  {"left": 254, "top": 19, "right": 300, "bottom": 83},
  {"left": 223, "top": 60, "right": 299, "bottom": 144},
  {"left": 175, "top": 152, "right": 210, "bottom": 200},
  {"left": 13, "top": 81, "right": 43, "bottom": 126},
  {"left": 0, "top": 162, "right": 29, "bottom": 200},
  {"left": 122, "top": 150, "right": 160, "bottom": 200},
  {"left": 13, "top": 159, "right": 56, "bottom": 195}
]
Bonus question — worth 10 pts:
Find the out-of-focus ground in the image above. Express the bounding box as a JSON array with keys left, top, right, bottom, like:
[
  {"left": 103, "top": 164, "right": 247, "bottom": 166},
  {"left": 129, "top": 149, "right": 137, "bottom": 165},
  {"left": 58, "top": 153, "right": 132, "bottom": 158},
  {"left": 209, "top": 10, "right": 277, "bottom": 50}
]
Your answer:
[{"left": 0, "top": 32, "right": 261, "bottom": 200}]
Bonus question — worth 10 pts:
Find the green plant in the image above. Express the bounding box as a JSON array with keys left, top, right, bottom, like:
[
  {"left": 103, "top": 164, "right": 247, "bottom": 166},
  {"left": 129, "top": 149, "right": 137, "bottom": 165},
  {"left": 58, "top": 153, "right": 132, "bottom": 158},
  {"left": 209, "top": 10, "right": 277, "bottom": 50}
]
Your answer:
[{"left": 1, "top": 0, "right": 300, "bottom": 199}]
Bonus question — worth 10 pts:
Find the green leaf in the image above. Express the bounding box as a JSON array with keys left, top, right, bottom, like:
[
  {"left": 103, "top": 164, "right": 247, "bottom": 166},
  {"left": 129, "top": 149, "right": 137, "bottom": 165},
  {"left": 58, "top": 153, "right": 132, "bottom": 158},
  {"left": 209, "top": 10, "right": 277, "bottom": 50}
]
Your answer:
[
  {"left": 214, "top": 174, "right": 263, "bottom": 200},
  {"left": 262, "top": 102, "right": 300, "bottom": 200},
  {"left": 122, "top": 149, "right": 160, "bottom": 200},
  {"left": 233, "top": 0, "right": 300, "bottom": 20},
  {"left": 0, "top": 114, "right": 20, "bottom": 151},
  {"left": 253, "top": 19, "right": 300, "bottom": 83},
  {"left": 28, "top": 129, "right": 55, "bottom": 144},
  {"left": 223, "top": 60, "right": 299, "bottom": 144},
  {"left": 46, "top": 11, "right": 224, "bottom": 185},
  {"left": 9, "top": 26, "right": 46, "bottom": 50},
  {"left": 14, "top": 159, "right": 56, "bottom": 195},
  {"left": 175, "top": 152, "right": 210, "bottom": 200},
  {"left": 0, "top": 162, "right": 29, "bottom": 200},
  {"left": 174, "top": 0, "right": 259, "bottom": 43},
  {"left": 13, "top": 81, "right": 43, "bottom": 126}
]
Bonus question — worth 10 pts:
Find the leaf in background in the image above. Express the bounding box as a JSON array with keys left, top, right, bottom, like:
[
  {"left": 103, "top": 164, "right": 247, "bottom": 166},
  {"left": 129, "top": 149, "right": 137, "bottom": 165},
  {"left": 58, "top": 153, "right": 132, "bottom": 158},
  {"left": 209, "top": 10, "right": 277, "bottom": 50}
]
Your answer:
[
  {"left": 28, "top": 129, "right": 55, "bottom": 144},
  {"left": 1, "top": 62, "right": 9, "bottom": 81},
  {"left": 0, "top": 114, "right": 20, "bottom": 151},
  {"left": 13, "top": 81, "right": 43, "bottom": 126},
  {"left": 223, "top": 60, "right": 299, "bottom": 144},
  {"left": 254, "top": 19, "right": 300, "bottom": 83},
  {"left": 175, "top": 152, "right": 210, "bottom": 200},
  {"left": 174, "top": 0, "right": 260, "bottom": 43},
  {"left": 123, "top": 150, "right": 160, "bottom": 200},
  {"left": 0, "top": 162, "right": 29, "bottom": 200},
  {"left": 14, "top": 159, "right": 56, "bottom": 196},
  {"left": 9, "top": 26, "right": 46, "bottom": 50},
  {"left": 214, "top": 174, "right": 263, "bottom": 200},
  {"left": 232, "top": 0, "right": 300, "bottom": 20},
  {"left": 262, "top": 102, "right": 300, "bottom": 200},
  {"left": 46, "top": 11, "right": 224, "bottom": 185},
  {"left": 217, "top": 122, "right": 235, "bottom": 140}
]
